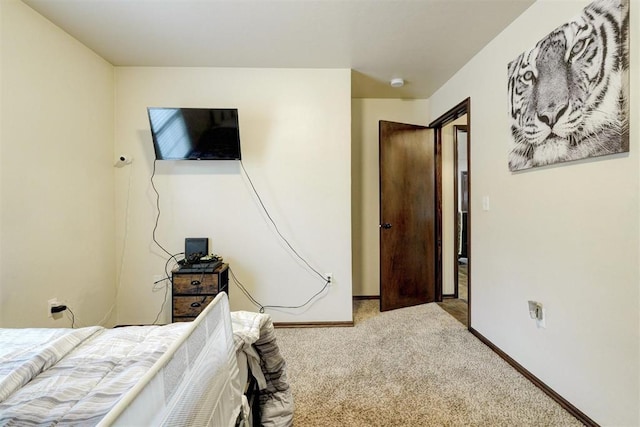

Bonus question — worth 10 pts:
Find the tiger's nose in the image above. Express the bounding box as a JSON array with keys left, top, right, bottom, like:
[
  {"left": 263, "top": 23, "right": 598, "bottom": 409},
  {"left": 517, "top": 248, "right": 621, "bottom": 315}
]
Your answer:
[{"left": 538, "top": 103, "right": 568, "bottom": 128}]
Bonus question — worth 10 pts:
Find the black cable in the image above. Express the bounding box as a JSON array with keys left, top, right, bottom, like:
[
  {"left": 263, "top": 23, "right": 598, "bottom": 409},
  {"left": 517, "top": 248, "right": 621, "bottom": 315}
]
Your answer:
[
  {"left": 240, "top": 160, "right": 326, "bottom": 282},
  {"left": 152, "top": 252, "right": 184, "bottom": 290},
  {"left": 261, "top": 280, "right": 330, "bottom": 313},
  {"left": 229, "top": 267, "right": 263, "bottom": 309},
  {"left": 149, "top": 158, "right": 331, "bottom": 314},
  {"left": 150, "top": 158, "right": 174, "bottom": 258},
  {"left": 148, "top": 159, "right": 179, "bottom": 325},
  {"left": 229, "top": 266, "right": 330, "bottom": 313},
  {"left": 165, "top": 252, "right": 184, "bottom": 286},
  {"left": 152, "top": 251, "right": 184, "bottom": 324},
  {"left": 152, "top": 284, "right": 169, "bottom": 325},
  {"left": 67, "top": 307, "right": 76, "bottom": 329},
  {"left": 237, "top": 160, "right": 332, "bottom": 312}
]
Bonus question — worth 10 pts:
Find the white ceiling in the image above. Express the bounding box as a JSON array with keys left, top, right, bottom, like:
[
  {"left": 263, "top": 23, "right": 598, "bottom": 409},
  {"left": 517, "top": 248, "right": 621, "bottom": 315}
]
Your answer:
[{"left": 23, "top": 0, "right": 535, "bottom": 99}]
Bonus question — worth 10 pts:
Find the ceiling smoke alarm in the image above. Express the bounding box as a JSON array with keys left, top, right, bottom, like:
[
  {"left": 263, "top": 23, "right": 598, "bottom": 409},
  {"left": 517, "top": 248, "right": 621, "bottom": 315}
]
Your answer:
[{"left": 390, "top": 78, "right": 404, "bottom": 88}]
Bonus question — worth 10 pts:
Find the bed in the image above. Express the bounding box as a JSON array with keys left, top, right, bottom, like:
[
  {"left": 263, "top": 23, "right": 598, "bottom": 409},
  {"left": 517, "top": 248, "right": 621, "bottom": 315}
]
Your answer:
[{"left": 0, "top": 293, "right": 293, "bottom": 426}]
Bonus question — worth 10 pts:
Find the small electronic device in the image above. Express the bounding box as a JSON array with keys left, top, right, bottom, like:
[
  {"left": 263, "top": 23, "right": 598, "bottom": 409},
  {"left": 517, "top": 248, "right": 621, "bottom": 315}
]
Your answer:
[
  {"left": 178, "top": 261, "right": 222, "bottom": 274},
  {"left": 185, "top": 238, "right": 209, "bottom": 263}
]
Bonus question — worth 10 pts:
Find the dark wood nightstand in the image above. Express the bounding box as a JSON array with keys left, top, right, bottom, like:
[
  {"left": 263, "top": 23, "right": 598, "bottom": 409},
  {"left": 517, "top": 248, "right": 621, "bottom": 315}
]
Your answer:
[{"left": 171, "top": 263, "right": 229, "bottom": 322}]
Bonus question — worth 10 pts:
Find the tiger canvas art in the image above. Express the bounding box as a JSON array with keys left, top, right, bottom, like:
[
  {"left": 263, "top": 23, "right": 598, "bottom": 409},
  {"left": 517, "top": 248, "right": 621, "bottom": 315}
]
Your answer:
[{"left": 507, "top": 0, "right": 629, "bottom": 171}]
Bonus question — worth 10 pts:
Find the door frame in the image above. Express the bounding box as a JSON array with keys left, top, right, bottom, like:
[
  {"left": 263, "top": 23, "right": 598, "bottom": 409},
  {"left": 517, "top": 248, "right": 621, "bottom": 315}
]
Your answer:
[
  {"left": 452, "top": 125, "right": 468, "bottom": 299},
  {"left": 429, "top": 98, "right": 471, "bottom": 328}
]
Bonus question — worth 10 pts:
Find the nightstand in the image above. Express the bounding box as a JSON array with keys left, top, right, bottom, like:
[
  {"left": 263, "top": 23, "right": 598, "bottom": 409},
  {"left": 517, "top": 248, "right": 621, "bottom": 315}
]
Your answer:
[{"left": 171, "top": 263, "right": 229, "bottom": 322}]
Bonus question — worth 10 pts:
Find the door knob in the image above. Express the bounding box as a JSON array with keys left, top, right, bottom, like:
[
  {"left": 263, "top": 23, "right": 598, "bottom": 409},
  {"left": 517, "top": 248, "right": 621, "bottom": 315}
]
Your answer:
[{"left": 381, "top": 223, "right": 392, "bottom": 229}]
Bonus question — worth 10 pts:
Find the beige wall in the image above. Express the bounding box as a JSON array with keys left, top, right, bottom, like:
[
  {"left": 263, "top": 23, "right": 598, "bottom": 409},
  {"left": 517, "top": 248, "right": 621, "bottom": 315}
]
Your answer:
[
  {"left": 429, "top": 0, "right": 639, "bottom": 424},
  {"left": 351, "top": 99, "right": 429, "bottom": 296},
  {"left": 2, "top": 3, "right": 354, "bottom": 326},
  {"left": 114, "top": 67, "right": 353, "bottom": 324},
  {"left": 0, "top": 0, "right": 115, "bottom": 327}
]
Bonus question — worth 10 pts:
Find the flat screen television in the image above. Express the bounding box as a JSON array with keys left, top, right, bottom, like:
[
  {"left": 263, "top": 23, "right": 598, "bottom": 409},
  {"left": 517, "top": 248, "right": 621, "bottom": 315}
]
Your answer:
[{"left": 147, "top": 107, "right": 241, "bottom": 160}]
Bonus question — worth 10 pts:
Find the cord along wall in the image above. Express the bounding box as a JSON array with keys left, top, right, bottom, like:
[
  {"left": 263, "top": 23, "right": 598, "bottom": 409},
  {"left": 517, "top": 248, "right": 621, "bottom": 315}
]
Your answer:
[{"left": 113, "top": 67, "right": 353, "bottom": 325}]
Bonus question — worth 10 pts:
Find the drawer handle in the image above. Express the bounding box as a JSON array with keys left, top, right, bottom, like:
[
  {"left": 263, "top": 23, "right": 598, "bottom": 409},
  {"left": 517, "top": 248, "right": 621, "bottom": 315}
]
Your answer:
[
  {"left": 190, "top": 302, "right": 201, "bottom": 308},
  {"left": 191, "top": 280, "right": 201, "bottom": 286}
]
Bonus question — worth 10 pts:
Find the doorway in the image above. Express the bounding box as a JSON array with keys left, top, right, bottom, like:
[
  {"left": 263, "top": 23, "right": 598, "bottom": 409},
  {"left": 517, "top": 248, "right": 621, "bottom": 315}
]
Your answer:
[
  {"left": 454, "top": 125, "right": 469, "bottom": 304},
  {"left": 377, "top": 98, "right": 471, "bottom": 328},
  {"left": 431, "top": 100, "right": 471, "bottom": 328}
]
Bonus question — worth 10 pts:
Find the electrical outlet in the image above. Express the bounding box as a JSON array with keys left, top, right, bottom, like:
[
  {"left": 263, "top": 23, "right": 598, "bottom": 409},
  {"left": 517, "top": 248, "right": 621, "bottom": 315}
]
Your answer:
[
  {"left": 325, "top": 273, "right": 333, "bottom": 284},
  {"left": 536, "top": 308, "right": 546, "bottom": 329},
  {"left": 48, "top": 298, "right": 59, "bottom": 318},
  {"left": 528, "top": 300, "right": 546, "bottom": 328}
]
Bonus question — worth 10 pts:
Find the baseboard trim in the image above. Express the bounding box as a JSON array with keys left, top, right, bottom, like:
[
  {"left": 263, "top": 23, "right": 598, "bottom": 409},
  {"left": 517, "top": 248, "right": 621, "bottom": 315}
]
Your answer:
[
  {"left": 353, "top": 295, "right": 380, "bottom": 300},
  {"left": 273, "top": 296, "right": 375, "bottom": 328},
  {"left": 274, "top": 321, "right": 354, "bottom": 328},
  {"left": 469, "top": 327, "right": 599, "bottom": 427}
]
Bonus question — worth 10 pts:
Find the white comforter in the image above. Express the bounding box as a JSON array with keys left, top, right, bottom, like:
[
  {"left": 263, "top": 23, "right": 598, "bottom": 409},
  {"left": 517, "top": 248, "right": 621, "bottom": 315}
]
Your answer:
[
  {"left": 0, "top": 327, "right": 101, "bottom": 403},
  {"left": 0, "top": 297, "right": 293, "bottom": 427},
  {"left": 0, "top": 324, "right": 188, "bottom": 425}
]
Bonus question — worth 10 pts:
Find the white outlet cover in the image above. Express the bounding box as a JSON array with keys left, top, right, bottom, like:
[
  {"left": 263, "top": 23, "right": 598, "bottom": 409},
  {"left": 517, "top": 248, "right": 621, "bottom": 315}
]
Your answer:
[
  {"left": 536, "top": 308, "right": 546, "bottom": 328},
  {"left": 47, "top": 298, "right": 59, "bottom": 318}
]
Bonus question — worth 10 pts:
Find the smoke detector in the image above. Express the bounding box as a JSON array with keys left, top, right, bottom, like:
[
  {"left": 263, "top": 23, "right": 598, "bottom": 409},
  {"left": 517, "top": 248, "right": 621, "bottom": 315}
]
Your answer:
[{"left": 390, "top": 78, "right": 404, "bottom": 88}]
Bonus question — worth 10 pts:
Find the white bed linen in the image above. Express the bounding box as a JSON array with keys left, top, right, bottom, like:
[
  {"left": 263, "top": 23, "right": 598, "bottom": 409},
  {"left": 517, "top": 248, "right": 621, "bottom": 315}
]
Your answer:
[
  {"left": 0, "top": 327, "right": 101, "bottom": 403},
  {"left": 0, "top": 324, "right": 188, "bottom": 425},
  {"left": 102, "top": 292, "right": 243, "bottom": 427},
  {"left": 0, "top": 293, "right": 244, "bottom": 427}
]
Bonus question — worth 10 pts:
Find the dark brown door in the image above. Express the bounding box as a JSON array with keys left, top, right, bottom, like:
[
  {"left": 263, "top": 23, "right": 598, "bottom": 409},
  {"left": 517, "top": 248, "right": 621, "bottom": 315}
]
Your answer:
[{"left": 379, "top": 121, "right": 436, "bottom": 311}]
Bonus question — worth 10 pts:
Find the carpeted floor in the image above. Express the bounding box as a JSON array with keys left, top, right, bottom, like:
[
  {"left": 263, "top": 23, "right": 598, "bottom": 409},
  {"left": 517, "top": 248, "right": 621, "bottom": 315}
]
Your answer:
[
  {"left": 458, "top": 263, "right": 468, "bottom": 302},
  {"left": 275, "top": 300, "right": 582, "bottom": 426}
]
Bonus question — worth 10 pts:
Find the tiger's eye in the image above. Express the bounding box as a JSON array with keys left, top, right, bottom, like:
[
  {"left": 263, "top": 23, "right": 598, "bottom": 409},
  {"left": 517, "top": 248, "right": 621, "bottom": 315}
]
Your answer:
[
  {"left": 571, "top": 40, "right": 586, "bottom": 57},
  {"left": 523, "top": 70, "right": 534, "bottom": 81}
]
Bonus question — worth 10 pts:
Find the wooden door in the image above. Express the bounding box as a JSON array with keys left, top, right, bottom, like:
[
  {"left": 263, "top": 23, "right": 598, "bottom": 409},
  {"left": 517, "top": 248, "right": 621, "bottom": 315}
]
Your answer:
[{"left": 379, "top": 121, "right": 436, "bottom": 311}]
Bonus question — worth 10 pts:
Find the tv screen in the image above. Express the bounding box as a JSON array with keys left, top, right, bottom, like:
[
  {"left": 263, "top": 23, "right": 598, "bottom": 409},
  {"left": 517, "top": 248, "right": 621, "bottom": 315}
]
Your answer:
[{"left": 148, "top": 107, "right": 241, "bottom": 160}]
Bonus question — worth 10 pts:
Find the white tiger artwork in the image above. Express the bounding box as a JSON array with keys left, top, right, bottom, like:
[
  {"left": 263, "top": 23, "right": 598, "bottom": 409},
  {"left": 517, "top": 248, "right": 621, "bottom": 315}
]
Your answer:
[{"left": 507, "top": 0, "right": 629, "bottom": 171}]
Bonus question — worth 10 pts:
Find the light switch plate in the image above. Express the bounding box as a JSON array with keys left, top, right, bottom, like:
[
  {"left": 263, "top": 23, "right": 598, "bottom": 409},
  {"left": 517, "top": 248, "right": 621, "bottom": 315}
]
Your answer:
[{"left": 482, "top": 196, "right": 490, "bottom": 211}]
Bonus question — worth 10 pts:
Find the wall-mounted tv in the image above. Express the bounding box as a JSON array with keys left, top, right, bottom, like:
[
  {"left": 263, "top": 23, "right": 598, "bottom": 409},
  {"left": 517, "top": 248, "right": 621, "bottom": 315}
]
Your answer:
[{"left": 148, "top": 107, "right": 241, "bottom": 160}]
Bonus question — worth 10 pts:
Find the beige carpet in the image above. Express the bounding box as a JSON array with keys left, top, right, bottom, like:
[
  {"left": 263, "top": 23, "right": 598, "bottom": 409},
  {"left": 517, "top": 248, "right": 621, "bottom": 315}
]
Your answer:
[
  {"left": 275, "top": 300, "right": 582, "bottom": 426},
  {"left": 458, "top": 263, "right": 468, "bottom": 302}
]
